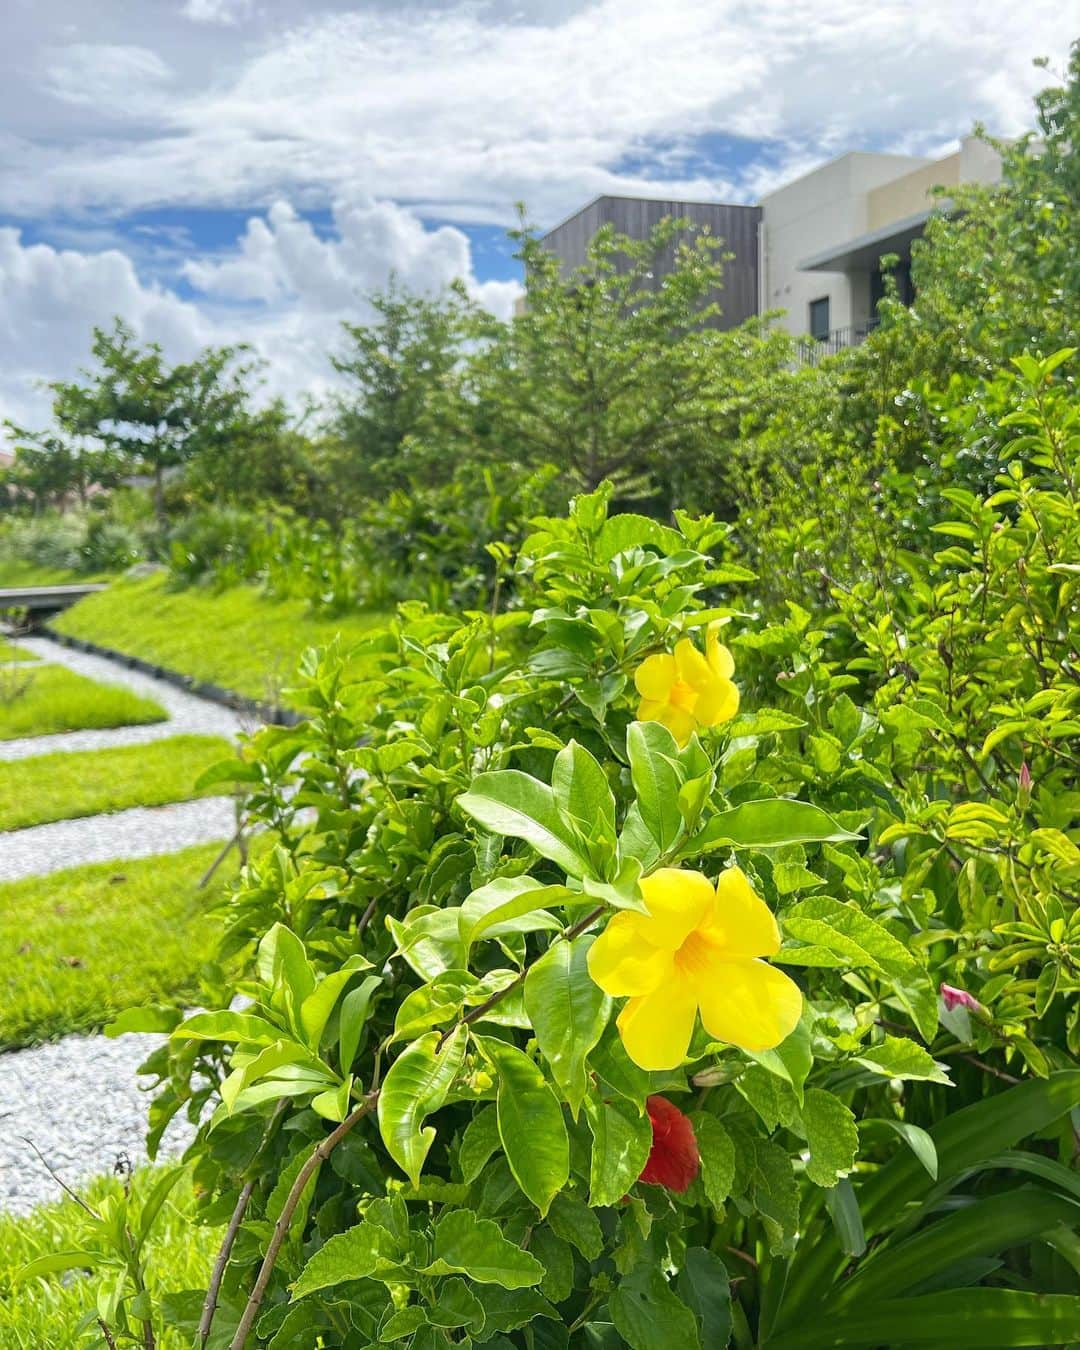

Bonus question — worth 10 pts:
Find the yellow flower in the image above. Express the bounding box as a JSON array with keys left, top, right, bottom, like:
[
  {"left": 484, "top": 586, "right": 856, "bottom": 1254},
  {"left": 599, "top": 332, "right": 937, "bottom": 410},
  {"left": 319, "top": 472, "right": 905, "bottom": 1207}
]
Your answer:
[
  {"left": 634, "top": 623, "right": 739, "bottom": 747},
  {"left": 587, "top": 866, "right": 803, "bottom": 1071}
]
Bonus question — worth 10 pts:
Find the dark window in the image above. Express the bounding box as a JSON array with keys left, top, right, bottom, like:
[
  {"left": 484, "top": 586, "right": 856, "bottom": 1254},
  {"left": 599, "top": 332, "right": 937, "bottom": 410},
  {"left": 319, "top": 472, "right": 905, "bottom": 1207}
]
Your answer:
[{"left": 809, "top": 296, "right": 830, "bottom": 340}]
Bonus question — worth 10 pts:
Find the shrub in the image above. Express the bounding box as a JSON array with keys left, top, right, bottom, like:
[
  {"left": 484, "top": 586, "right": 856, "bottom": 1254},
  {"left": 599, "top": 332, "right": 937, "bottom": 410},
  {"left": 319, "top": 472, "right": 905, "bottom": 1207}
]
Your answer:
[{"left": 73, "top": 483, "right": 1079, "bottom": 1349}]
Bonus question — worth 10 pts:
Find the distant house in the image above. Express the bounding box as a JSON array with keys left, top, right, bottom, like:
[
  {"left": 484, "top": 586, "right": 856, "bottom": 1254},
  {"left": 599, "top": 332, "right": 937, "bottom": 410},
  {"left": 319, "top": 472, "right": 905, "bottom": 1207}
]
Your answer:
[{"left": 537, "top": 137, "right": 1003, "bottom": 353}]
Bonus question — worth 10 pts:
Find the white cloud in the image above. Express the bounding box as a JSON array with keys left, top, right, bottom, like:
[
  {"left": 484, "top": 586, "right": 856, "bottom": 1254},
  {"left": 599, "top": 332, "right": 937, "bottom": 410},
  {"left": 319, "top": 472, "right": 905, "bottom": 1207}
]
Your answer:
[
  {"left": 0, "top": 199, "right": 519, "bottom": 432},
  {"left": 43, "top": 43, "right": 175, "bottom": 117},
  {"left": 1, "top": 1, "right": 1072, "bottom": 221},
  {"left": 183, "top": 0, "right": 257, "bottom": 25}
]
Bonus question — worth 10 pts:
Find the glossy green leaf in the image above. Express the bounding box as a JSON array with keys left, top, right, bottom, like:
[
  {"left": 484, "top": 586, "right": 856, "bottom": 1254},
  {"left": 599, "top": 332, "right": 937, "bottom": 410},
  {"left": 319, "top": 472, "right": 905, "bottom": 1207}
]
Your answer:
[
  {"left": 691, "top": 800, "right": 861, "bottom": 853},
  {"left": 477, "top": 1035, "right": 569, "bottom": 1216},
  {"left": 459, "top": 876, "right": 576, "bottom": 950},
  {"left": 800, "top": 1089, "right": 858, "bottom": 1187},
  {"left": 338, "top": 974, "right": 383, "bottom": 1072},
  {"left": 677, "top": 1248, "right": 731, "bottom": 1349},
  {"left": 377, "top": 1025, "right": 468, "bottom": 1186},
  {"left": 781, "top": 896, "right": 918, "bottom": 978},
  {"left": 585, "top": 1093, "right": 652, "bottom": 1207},
  {"left": 421, "top": 1208, "right": 544, "bottom": 1287},
  {"left": 458, "top": 771, "right": 592, "bottom": 877},
  {"left": 552, "top": 739, "right": 617, "bottom": 852},
  {"left": 524, "top": 934, "right": 612, "bottom": 1118},
  {"left": 627, "top": 720, "right": 684, "bottom": 854}
]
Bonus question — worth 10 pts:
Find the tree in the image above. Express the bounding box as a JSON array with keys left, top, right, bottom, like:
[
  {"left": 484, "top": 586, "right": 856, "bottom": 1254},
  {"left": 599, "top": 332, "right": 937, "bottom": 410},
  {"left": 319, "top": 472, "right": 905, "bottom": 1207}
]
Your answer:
[
  {"left": 78, "top": 319, "right": 258, "bottom": 517},
  {"left": 456, "top": 214, "right": 791, "bottom": 512},
  {"left": 326, "top": 279, "right": 477, "bottom": 500}
]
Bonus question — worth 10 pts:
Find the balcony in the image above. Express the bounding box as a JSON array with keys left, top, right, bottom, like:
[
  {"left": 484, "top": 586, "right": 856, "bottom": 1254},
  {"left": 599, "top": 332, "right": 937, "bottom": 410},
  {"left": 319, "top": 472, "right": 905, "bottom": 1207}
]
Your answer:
[{"left": 797, "top": 319, "right": 880, "bottom": 365}]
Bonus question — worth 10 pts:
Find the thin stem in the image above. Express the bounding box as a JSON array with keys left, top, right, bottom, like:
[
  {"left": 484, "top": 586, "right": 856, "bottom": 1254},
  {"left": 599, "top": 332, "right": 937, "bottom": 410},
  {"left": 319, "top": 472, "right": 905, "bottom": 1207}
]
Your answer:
[
  {"left": 200, "top": 1180, "right": 255, "bottom": 1347},
  {"left": 228, "top": 1095, "right": 378, "bottom": 1350},
  {"left": 97, "top": 1319, "right": 119, "bottom": 1350},
  {"left": 22, "top": 1137, "right": 101, "bottom": 1220}
]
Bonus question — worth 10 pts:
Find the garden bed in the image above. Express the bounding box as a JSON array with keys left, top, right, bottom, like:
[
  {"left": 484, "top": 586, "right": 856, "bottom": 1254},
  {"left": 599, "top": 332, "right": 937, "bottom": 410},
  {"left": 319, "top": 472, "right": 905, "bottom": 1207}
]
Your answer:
[
  {"left": 0, "top": 664, "right": 165, "bottom": 740},
  {"left": 0, "top": 734, "right": 234, "bottom": 832}
]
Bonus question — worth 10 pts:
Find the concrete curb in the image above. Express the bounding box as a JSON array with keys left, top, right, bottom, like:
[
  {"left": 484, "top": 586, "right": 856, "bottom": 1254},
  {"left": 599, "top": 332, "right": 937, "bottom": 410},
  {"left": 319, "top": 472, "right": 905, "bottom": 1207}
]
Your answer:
[{"left": 42, "top": 627, "right": 303, "bottom": 728}]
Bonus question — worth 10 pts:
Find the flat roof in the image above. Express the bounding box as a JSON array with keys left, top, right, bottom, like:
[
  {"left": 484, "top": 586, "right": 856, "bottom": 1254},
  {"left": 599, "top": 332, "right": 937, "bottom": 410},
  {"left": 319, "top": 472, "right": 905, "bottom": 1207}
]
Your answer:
[{"left": 799, "top": 206, "right": 945, "bottom": 271}]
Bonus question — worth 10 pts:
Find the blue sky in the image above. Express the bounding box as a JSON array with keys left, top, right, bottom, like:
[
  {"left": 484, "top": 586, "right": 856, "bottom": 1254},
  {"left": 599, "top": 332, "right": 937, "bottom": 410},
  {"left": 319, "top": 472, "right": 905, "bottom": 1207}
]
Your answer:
[{"left": 0, "top": 0, "right": 1074, "bottom": 425}]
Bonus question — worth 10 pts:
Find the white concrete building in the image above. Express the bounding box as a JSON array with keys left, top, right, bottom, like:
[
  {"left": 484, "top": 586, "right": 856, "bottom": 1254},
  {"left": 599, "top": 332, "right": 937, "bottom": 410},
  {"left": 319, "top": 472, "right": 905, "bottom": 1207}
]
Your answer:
[
  {"left": 761, "top": 137, "right": 1004, "bottom": 348},
  {"left": 540, "top": 137, "right": 1004, "bottom": 352}
]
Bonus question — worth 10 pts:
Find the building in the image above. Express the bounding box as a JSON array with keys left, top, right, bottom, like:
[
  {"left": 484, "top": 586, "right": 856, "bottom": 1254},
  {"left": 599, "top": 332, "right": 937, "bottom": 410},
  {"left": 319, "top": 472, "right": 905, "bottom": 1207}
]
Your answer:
[{"left": 538, "top": 137, "right": 1002, "bottom": 351}]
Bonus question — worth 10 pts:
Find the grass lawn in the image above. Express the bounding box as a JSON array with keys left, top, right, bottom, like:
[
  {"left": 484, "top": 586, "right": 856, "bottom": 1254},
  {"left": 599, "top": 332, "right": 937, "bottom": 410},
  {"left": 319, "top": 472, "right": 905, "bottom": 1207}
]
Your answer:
[
  {"left": 0, "top": 559, "right": 112, "bottom": 588},
  {"left": 0, "top": 664, "right": 165, "bottom": 740},
  {"left": 1, "top": 640, "right": 38, "bottom": 662},
  {"left": 0, "top": 1169, "right": 219, "bottom": 1349},
  {"left": 52, "top": 570, "right": 390, "bottom": 705},
  {"left": 0, "top": 734, "right": 235, "bottom": 832},
  {"left": 0, "top": 843, "right": 233, "bottom": 1048}
]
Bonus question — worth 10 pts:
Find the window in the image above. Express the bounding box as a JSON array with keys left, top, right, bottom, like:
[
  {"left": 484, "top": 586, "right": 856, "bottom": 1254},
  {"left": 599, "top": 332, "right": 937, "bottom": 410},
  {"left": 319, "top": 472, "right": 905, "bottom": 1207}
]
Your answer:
[{"left": 809, "top": 296, "right": 830, "bottom": 341}]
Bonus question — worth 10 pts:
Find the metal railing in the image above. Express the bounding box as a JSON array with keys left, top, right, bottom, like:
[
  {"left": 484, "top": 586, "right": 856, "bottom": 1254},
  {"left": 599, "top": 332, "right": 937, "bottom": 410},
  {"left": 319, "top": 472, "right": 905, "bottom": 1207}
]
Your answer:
[{"left": 797, "top": 318, "right": 880, "bottom": 365}]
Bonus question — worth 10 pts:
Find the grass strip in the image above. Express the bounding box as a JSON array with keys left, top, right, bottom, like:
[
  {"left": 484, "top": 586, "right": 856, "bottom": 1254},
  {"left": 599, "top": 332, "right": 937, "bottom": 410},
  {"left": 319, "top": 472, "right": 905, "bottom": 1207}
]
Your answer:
[
  {"left": 0, "top": 734, "right": 235, "bottom": 832},
  {"left": 0, "top": 1169, "right": 218, "bottom": 1349},
  {"left": 53, "top": 571, "right": 389, "bottom": 705},
  {"left": 0, "top": 664, "right": 165, "bottom": 740},
  {"left": 1, "top": 641, "right": 39, "bottom": 662},
  {"left": 0, "top": 843, "right": 232, "bottom": 1049}
]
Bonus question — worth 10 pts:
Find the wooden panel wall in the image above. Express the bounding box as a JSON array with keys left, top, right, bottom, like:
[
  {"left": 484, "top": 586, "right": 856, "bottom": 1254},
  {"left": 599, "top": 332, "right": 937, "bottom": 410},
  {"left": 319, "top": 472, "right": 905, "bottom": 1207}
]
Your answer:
[{"left": 541, "top": 195, "right": 762, "bottom": 329}]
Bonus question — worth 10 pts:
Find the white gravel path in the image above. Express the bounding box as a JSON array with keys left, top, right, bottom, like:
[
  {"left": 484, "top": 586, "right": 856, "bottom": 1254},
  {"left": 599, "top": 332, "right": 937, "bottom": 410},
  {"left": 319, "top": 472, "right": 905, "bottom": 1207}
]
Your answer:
[
  {"left": 0, "top": 633, "right": 243, "bottom": 762},
  {"left": 0, "top": 634, "right": 256, "bottom": 1215},
  {"left": 0, "top": 1031, "right": 197, "bottom": 1215}
]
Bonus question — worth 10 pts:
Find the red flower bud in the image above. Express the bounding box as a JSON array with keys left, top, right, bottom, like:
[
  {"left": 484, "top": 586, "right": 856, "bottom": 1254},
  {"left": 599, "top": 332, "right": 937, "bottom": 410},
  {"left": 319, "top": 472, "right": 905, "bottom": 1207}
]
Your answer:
[{"left": 638, "top": 1095, "right": 700, "bottom": 1193}]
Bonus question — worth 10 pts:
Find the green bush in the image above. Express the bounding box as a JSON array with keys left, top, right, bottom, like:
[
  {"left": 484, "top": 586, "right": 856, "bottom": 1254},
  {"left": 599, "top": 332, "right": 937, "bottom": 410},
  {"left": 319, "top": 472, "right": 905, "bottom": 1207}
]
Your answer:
[{"left": 47, "top": 482, "right": 1076, "bottom": 1350}]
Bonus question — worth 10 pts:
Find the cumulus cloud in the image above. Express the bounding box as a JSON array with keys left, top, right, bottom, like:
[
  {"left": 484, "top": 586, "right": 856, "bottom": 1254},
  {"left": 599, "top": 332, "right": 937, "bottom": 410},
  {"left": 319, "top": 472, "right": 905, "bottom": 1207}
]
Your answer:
[
  {"left": 182, "top": 0, "right": 257, "bottom": 25},
  {"left": 0, "top": 199, "right": 519, "bottom": 431},
  {"left": 1, "top": 1, "right": 1072, "bottom": 220}
]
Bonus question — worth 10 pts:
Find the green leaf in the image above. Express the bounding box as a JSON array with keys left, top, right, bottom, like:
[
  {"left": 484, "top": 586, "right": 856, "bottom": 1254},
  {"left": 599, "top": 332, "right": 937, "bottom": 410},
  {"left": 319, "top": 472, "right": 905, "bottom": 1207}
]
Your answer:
[
  {"left": 421, "top": 1208, "right": 545, "bottom": 1288},
  {"left": 459, "top": 877, "right": 576, "bottom": 950},
  {"left": 691, "top": 800, "right": 861, "bottom": 852},
  {"left": 627, "top": 720, "right": 685, "bottom": 854},
  {"left": 459, "top": 1105, "right": 501, "bottom": 1184},
  {"left": 863, "top": 1118, "right": 938, "bottom": 1180},
  {"left": 585, "top": 1093, "right": 653, "bottom": 1207},
  {"left": 524, "top": 934, "right": 612, "bottom": 1118},
  {"left": 769, "top": 1289, "right": 1080, "bottom": 1349},
  {"left": 824, "top": 1179, "right": 866, "bottom": 1258},
  {"left": 15, "top": 1250, "right": 102, "bottom": 1282},
  {"left": 299, "top": 960, "right": 370, "bottom": 1052},
  {"left": 781, "top": 896, "right": 919, "bottom": 979},
  {"left": 801, "top": 1089, "right": 858, "bottom": 1187},
  {"left": 690, "top": 1112, "right": 736, "bottom": 1212},
  {"left": 747, "top": 1014, "right": 814, "bottom": 1104},
  {"left": 854, "top": 1036, "right": 952, "bottom": 1084},
  {"left": 473, "top": 1286, "right": 559, "bottom": 1335},
  {"left": 256, "top": 923, "right": 316, "bottom": 1032},
  {"left": 458, "top": 771, "right": 592, "bottom": 877},
  {"left": 338, "top": 974, "right": 382, "bottom": 1072},
  {"left": 610, "top": 1265, "right": 701, "bottom": 1350},
  {"left": 377, "top": 1025, "right": 468, "bottom": 1186},
  {"left": 677, "top": 1248, "right": 731, "bottom": 1349},
  {"left": 426, "top": 1277, "right": 486, "bottom": 1332},
  {"left": 477, "top": 1036, "right": 569, "bottom": 1216},
  {"left": 547, "top": 1191, "right": 604, "bottom": 1260},
  {"left": 291, "top": 1222, "right": 400, "bottom": 1298},
  {"left": 553, "top": 739, "right": 617, "bottom": 854},
  {"left": 171, "top": 1010, "right": 284, "bottom": 1047}
]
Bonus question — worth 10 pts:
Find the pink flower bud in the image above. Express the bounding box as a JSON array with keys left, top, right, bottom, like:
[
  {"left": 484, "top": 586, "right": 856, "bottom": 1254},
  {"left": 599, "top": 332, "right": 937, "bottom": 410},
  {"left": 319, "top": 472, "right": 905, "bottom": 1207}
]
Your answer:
[
  {"left": 940, "top": 983, "right": 983, "bottom": 1014},
  {"left": 1019, "top": 762, "right": 1032, "bottom": 792}
]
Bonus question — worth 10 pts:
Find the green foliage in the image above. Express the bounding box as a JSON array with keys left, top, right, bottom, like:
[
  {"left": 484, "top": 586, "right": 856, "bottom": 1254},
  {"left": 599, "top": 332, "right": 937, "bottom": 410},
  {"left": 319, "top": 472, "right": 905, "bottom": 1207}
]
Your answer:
[
  {"left": 0, "top": 1168, "right": 220, "bottom": 1349},
  {"left": 36, "top": 475, "right": 1073, "bottom": 1347},
  {"left": 0, "top": 663, "right": 165, "bottom": 740},
  {"left": 0, "top": 844, "right": 234, "bottom": 1048},
  {"left": 0, "top": 733, "right": 234, "bottom": 831}
]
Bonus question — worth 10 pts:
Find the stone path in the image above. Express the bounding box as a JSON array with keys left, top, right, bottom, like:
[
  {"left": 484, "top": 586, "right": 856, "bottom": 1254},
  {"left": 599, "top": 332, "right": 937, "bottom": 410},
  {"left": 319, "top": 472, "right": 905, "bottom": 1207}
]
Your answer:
[
  {"left": 0, "top": 631, "right": 246, "bottom": 1213},
  {"left": 0, "top": 634, "right": 242, "bottom": 762},
  {"left": 0, "top": 797, "right": 237, "bottom": 882}
]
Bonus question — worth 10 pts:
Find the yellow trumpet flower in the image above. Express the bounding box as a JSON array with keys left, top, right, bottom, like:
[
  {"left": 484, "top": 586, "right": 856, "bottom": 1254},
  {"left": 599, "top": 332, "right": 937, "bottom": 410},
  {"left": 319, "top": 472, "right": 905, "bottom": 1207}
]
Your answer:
[
  {"left": 587, "top": 866, "right": 803, "bottom": 1071},
  {"left": 634, "top": 623, "right": 739, "bottom": 747}
]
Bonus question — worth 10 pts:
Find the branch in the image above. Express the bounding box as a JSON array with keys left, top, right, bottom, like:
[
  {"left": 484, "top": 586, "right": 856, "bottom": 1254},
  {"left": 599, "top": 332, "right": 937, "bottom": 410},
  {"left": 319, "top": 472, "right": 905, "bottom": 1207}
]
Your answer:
[
  {"left": 200, "top": 1180, "right": 255, "bottom": 1347},
  {"left": 97, "top": 1319, "right": 119, "bottom": 1350},
  {"left": 228, "top": 1095, "right": 378, "bottom": 1350},
  {"left": 22, "top": 1137, "right": 101, "bottom": 1220}
]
